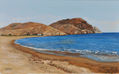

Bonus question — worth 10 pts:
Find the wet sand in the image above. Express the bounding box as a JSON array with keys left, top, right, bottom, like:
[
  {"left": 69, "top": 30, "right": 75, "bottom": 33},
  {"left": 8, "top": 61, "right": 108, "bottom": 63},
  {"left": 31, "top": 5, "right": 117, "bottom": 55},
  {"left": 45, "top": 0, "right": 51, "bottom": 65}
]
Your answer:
[{"left": 0, "top": 36, "right": 119, "bottom": 73}]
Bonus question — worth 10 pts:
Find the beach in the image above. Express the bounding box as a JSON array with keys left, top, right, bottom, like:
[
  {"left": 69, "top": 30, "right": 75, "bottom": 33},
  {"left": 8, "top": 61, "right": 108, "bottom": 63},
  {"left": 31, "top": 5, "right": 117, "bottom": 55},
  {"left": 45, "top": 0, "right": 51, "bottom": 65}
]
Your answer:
[{"left": 0, "top": 36, "right": 119, "bottom": 73}]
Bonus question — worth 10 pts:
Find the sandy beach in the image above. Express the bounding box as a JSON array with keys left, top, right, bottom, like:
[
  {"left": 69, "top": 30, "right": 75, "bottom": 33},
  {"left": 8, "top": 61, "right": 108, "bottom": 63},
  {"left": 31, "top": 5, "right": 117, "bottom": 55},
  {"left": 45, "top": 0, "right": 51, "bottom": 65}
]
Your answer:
[{"left": 0, "top": 36, "right": 119, "bottom": 74}]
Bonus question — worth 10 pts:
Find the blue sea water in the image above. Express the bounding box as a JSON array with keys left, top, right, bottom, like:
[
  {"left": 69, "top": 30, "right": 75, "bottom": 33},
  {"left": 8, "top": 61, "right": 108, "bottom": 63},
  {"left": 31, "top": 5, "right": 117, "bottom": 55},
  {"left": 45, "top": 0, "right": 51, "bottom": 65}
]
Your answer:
[{"left": 15, "top": 33, "right": 119, "bottom": 62}]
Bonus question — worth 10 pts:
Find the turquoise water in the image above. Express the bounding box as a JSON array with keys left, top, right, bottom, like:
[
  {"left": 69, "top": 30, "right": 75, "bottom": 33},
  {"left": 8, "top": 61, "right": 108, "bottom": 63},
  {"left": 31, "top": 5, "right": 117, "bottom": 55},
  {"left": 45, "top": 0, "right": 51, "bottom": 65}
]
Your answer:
[{"left": 15, "top": 33, "right": 119, "bottom": 62}]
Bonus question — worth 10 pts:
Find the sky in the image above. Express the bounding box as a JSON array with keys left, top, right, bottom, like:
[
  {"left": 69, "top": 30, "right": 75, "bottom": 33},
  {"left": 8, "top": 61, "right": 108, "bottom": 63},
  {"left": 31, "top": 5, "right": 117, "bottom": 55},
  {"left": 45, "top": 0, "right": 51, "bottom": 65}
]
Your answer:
[{"left": 0, "top": 0, "right": 119, "bottom": 32}]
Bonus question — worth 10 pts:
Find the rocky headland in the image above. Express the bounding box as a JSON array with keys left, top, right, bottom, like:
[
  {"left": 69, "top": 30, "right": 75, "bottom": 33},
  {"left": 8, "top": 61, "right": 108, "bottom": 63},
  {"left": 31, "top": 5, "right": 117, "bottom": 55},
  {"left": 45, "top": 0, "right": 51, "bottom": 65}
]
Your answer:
[
  {"left": 50, "top": 18, "right": 101, "bottom": 34},
  {"left": 0, "top": 18, "right": 101, "bottom": 36}
]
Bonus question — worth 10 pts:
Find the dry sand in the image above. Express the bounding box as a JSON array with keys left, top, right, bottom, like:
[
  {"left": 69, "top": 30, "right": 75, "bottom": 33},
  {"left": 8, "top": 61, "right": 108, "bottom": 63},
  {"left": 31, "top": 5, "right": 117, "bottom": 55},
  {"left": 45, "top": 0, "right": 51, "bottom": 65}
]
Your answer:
[{"left": 0, "top": 36, "right": 92, "bottom": 74}]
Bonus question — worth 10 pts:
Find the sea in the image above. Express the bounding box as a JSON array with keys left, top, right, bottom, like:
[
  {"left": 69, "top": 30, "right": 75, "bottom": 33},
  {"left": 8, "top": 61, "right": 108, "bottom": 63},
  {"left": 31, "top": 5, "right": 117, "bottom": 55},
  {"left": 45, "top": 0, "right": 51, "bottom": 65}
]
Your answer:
[{"left": 15, "top": 33, "right": 119, "bottom": 62}]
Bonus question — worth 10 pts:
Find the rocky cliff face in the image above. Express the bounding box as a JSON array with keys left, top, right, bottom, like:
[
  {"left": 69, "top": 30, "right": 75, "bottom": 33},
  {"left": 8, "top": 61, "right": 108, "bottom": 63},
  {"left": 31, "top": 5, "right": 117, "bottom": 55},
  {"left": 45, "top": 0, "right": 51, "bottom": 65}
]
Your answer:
[
  {"left": 50, "top": 18, "right": 98, "bottom": 34},
  {"left": 0, "top": 22, "right": 66, "bottom": 36}
]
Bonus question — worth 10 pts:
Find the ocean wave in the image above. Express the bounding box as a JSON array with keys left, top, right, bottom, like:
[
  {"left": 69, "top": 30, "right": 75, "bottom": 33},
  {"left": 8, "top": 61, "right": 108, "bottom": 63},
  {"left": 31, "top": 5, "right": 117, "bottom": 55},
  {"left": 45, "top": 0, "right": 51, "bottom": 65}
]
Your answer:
[{"left": 15, "top": 40, "right": 118, "bottom": 56}]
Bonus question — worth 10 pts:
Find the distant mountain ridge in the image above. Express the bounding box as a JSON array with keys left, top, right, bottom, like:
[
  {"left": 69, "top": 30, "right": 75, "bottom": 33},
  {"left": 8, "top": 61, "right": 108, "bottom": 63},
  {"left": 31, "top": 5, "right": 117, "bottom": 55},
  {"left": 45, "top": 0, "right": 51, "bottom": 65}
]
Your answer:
[{"left": 0, "top": 18, "right": 101, "bottom": 36}]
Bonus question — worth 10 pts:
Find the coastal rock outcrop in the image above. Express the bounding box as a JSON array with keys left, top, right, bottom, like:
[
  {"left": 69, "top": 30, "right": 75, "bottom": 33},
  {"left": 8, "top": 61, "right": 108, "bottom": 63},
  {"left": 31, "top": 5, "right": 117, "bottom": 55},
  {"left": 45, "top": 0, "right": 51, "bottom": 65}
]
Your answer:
[
  {"left": 50, "top": 18, "right": 99, "bottom": 34},
  {"left": 93, "top": 26, "right": 101, "bottom": 33},
  {"left": 0, "top": 22, "right": 66, "bottom": 36}
]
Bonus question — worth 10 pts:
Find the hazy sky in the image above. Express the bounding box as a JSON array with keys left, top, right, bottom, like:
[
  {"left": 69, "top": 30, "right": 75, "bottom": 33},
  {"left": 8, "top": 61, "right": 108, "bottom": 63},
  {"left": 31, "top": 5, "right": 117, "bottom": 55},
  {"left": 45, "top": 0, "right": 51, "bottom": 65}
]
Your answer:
[{"left": 0, "top": 0, "right": 119, "bottom": 32}]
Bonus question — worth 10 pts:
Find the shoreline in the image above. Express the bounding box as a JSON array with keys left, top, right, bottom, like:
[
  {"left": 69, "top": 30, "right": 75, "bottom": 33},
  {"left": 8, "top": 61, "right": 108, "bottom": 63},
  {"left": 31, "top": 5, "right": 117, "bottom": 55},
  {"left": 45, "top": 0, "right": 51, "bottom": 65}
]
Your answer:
[
  {"left": 12, "top": 36, "right": 119, "bottom": 73},
  {"left": 14, "top": 41, "right": 119, "bottom": 62},
  {"left": 0, "top": 36, "right": 92, "bottom": 73}
]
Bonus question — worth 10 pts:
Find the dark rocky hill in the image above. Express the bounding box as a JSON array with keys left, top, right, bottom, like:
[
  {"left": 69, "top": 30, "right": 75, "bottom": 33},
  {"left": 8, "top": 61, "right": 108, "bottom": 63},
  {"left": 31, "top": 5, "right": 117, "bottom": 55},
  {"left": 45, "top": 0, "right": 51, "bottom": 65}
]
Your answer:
[{"left": 50, "top": 18, "right": 100, "bottom": 34}]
